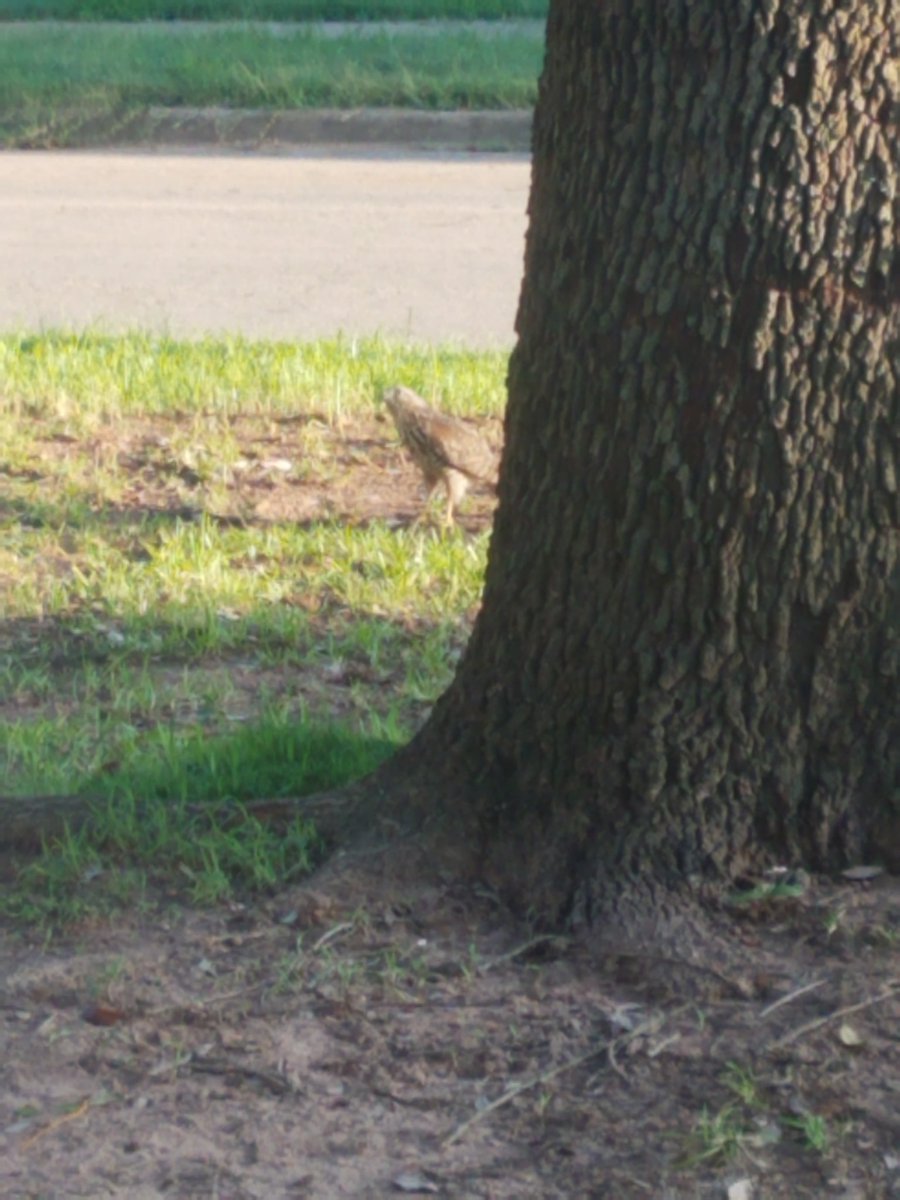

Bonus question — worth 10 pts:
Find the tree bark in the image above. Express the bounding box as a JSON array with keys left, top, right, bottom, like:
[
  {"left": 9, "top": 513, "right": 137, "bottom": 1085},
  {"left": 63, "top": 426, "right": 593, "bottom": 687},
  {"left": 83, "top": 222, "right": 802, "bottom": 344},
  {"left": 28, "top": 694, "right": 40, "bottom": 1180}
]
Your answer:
[{"left": 399, "top": 0, "right": 899, "bottom": 933}]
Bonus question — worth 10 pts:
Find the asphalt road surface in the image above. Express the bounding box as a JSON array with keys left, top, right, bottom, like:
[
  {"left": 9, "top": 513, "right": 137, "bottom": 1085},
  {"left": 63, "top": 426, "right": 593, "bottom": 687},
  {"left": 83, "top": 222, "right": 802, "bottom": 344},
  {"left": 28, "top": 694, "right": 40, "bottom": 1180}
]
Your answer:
[{"left": 0, "top": 150, "right": 531, "bottom": 346}]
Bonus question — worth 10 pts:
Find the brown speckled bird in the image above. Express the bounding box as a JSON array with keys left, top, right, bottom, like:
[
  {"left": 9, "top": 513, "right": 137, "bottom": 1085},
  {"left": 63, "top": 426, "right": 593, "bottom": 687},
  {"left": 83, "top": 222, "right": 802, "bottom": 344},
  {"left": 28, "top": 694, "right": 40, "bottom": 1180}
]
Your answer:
[{"left": 383, "top": 385, "right": 499, "bottom": 525}]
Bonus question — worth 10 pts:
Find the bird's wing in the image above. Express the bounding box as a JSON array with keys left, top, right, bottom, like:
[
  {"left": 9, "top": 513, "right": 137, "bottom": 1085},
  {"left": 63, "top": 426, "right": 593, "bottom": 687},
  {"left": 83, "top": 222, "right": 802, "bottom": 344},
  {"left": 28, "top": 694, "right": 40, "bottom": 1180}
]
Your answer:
[{"left": 421, "top": 411, "right": 499, "bottom": 483}]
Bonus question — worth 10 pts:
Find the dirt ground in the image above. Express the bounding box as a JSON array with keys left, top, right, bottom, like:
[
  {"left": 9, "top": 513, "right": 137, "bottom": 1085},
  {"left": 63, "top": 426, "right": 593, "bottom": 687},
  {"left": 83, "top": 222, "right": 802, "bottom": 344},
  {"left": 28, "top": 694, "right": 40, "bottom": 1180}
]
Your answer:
[
  {"left": 2, "top": 409, "right": 900, "bottom": 1199},
  {"left": 0, "top": 865, "right": 898, "bottom": 1199},
  {"left": 105, "top": 408, "right": 504, "bottom": 531}
]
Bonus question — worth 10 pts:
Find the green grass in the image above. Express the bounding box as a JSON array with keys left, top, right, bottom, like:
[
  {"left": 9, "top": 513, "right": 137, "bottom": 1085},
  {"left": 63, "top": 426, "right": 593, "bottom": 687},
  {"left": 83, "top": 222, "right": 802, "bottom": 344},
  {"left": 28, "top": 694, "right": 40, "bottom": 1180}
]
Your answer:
[
  {"left": 3, "top": 713, "right": 399, "bottom": 926},
  {"left": 0, "top": 331, "right": 505, "bottom": 927},
  {"left": 678, "top": 1062, "right": 839, "bottom": 1168},
  {"left": 2, "top": 1, "right": 547, "bottom": 17},
  {"left": 1, "top": 330, "right": 507, "bottom": 419},
  {"left": 0, "top": 24, "right": 542, "bottom": 146}
]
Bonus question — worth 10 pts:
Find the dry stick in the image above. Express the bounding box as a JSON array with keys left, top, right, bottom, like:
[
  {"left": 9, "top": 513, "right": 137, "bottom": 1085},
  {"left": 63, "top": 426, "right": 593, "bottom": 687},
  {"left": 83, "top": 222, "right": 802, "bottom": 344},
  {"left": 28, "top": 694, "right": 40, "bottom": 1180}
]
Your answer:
[
  {"left": 646, "top": 1032, "right": 681, "bottom": 1059},
  {"left": 768, "top": 981, "right": 898, "bottom": 1049},
  {"left": 22, "top": 1097, "right": 91, "bottom": 1151},
  {"left": 312, "top": 921, "right": 355, "bottom": 952},
  {"left": 758, "top": 978, "right": 826, "bottom": 1019},
  {"left": 478, "top": 934, "right": 569, "bottom": 973},
  {"left": 606, "top": 1036, "right": 629, "bottom": 1082},
  {"left": 145, "top": 979, "right": 268, "bottom": 1017},
  {"left": 186, "top": 1056, "right": 294, "bottom": 1096},
  {"left": 369, "top": 1084, "right": 433, "bottom": 1108},
  {"left": 372, "top": 997, "right": 507, "bottom": 1011},
  {"left": 443, "top": 1015, "right": 660, "bottom": 1147}
]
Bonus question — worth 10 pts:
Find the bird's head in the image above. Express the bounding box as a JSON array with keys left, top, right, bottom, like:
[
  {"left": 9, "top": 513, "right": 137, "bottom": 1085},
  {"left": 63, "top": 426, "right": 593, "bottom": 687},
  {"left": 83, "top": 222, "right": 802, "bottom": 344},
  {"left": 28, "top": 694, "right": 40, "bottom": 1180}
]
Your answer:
[{"left": 383, "top": 385, "right": 431, "bottom": 419}]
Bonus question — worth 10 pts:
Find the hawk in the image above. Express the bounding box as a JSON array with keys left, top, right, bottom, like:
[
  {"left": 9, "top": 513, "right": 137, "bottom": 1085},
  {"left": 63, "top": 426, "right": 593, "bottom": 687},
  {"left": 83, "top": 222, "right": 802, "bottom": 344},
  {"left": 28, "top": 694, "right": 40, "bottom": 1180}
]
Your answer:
[{"left": 383, "top": 385, "right": 499, "bottom": 525}]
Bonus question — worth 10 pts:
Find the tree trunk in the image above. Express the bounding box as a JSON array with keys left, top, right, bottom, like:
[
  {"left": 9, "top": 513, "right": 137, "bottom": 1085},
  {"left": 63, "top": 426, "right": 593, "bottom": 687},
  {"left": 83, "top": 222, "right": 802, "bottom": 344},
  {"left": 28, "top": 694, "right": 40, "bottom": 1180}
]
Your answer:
[{"left": 399, "top": 0, "right": 899, "bottom": 935}]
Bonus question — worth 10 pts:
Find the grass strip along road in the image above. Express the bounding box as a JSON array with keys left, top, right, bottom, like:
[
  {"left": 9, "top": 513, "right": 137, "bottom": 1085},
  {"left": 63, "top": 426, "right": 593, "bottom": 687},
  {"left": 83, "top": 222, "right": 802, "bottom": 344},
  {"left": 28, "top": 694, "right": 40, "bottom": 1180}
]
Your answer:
[
  {"left": 2, "top": 0, "right": 547, "bottom": 18},
  {"left": 0, "top": 22, "right": 543, "bottom": 146}
]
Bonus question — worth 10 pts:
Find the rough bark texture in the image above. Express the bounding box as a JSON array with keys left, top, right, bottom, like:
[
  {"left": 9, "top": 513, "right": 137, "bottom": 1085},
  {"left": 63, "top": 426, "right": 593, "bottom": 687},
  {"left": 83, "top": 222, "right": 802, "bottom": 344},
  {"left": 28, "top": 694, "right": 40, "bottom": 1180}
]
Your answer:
[{"left": 406, "top": 0, "right": 899, "bottom": 930}]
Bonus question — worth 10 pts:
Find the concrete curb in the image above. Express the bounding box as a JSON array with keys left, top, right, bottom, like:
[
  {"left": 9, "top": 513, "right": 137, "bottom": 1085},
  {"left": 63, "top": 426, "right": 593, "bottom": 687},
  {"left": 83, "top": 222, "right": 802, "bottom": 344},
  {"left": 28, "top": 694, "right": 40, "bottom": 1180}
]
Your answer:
[{"left": 74, "top": 107, "right": 533, "bottom": 153}]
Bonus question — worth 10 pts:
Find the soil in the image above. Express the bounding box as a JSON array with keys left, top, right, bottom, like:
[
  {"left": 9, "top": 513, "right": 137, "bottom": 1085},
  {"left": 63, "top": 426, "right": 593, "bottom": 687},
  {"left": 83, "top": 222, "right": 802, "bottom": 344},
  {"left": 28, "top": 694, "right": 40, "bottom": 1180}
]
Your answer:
[
  {"left": 0, "top": 869, "right": 898, "bottom": 1198},
  {"left": 48, "top": 408, "right": 504, "bottom": 531}
]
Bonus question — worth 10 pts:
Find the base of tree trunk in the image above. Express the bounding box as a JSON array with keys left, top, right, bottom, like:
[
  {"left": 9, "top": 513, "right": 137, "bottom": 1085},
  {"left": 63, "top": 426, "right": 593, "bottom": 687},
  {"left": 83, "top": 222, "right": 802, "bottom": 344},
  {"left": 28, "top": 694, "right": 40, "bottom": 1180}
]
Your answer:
[{"left": 0, "top": 759, "right": 878, "bottom": 1004}]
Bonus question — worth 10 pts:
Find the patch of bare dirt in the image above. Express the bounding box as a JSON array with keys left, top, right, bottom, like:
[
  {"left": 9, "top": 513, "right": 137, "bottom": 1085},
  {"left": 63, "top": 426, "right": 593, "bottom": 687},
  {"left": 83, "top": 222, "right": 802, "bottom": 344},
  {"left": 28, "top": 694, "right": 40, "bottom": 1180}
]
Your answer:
[
  {"left": 26, "top": 410, "right": 501, "bottom": 532},
  {"left": 1, "top": 871, "right": 897, "bottom": 1198}
]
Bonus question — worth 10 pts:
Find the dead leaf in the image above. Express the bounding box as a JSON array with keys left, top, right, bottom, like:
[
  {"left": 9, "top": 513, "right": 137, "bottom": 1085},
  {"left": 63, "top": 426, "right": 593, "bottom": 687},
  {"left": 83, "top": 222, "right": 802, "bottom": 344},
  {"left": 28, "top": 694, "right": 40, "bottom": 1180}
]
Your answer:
[
  {"left": 82, "top": 1003, "right": 128, "bottom": 1027},
  {"left": 841, "top": 865, "right": 884, "bottom": 881},
  {"left": 727, "top": 1180, "right": 753, "bottom": 1200},
  {"left": 838, "top": 1022, "right": 864, "bottom": 1048},
  {"left": 392, "top": 1171, "right": 438, "bottom": 1193}
]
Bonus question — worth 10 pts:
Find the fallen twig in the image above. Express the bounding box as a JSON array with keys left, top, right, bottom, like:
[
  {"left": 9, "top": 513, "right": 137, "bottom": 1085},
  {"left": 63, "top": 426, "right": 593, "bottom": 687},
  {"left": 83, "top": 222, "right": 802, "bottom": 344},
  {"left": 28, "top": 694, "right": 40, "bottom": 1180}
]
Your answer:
[
  {"left": 443, "top": 1015, "right": 660, "bottom": 1147},
  {"left": 370, "top": 1084, "right": 440, "bottom": 1109},
  {"left": 145, "top": 979, "right": 268, "bottom": 1017},
  {"left": 312, "top": 921, "right": 355, "bottom": 952},
  {"left": 22, "top": 1096, "right": 91, "bottom": 1150},
  {"left": 758, "top": 978, "right": 825, "bottom": 1019},
  {"left": 646, "top": 1032, "right": 681, "bottom": 1058},
  {"left": 479, "top": 934, "right": 569, "bottom": 973},
  {"left": 768, "top": 981, "right": 898, "bottom": 1049},
  {"left": 186, "top": 1055, "right": 295, "bottom": 1096},
  {"left": 606, "top": 1037, "right": 629, "bottom": 1082}
]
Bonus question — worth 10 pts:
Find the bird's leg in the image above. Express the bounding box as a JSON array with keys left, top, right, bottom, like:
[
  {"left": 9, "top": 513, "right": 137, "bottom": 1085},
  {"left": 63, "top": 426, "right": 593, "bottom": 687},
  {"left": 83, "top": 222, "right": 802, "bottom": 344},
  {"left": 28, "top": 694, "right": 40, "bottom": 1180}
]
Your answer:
[
  {"left": 443, "top": 493, "right": 455, "bottom": 528},
  {"left": 413, "top": 478, "right": 441, "bottom": 526},
  {"left": 442, "top": 471, "right": 468, "bottom": 528}
]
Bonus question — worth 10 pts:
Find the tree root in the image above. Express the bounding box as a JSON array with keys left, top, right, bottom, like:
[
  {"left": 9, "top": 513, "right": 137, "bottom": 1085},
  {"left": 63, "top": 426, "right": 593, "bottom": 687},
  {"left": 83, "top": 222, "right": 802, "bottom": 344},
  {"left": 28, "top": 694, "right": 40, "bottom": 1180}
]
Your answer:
[
  {"left": 0, "top": 779, "right": 374, "bottom": 855},
  {"left": 0, "top": 792, "right": 97, "bottom": 853}
]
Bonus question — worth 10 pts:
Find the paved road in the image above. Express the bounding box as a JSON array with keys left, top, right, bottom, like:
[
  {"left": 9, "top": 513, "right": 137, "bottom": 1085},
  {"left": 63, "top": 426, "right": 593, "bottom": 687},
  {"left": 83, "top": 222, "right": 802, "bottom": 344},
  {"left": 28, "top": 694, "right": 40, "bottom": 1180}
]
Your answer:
[{"left": 0, "top": 150, "right": 531, "bottom": 345}]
